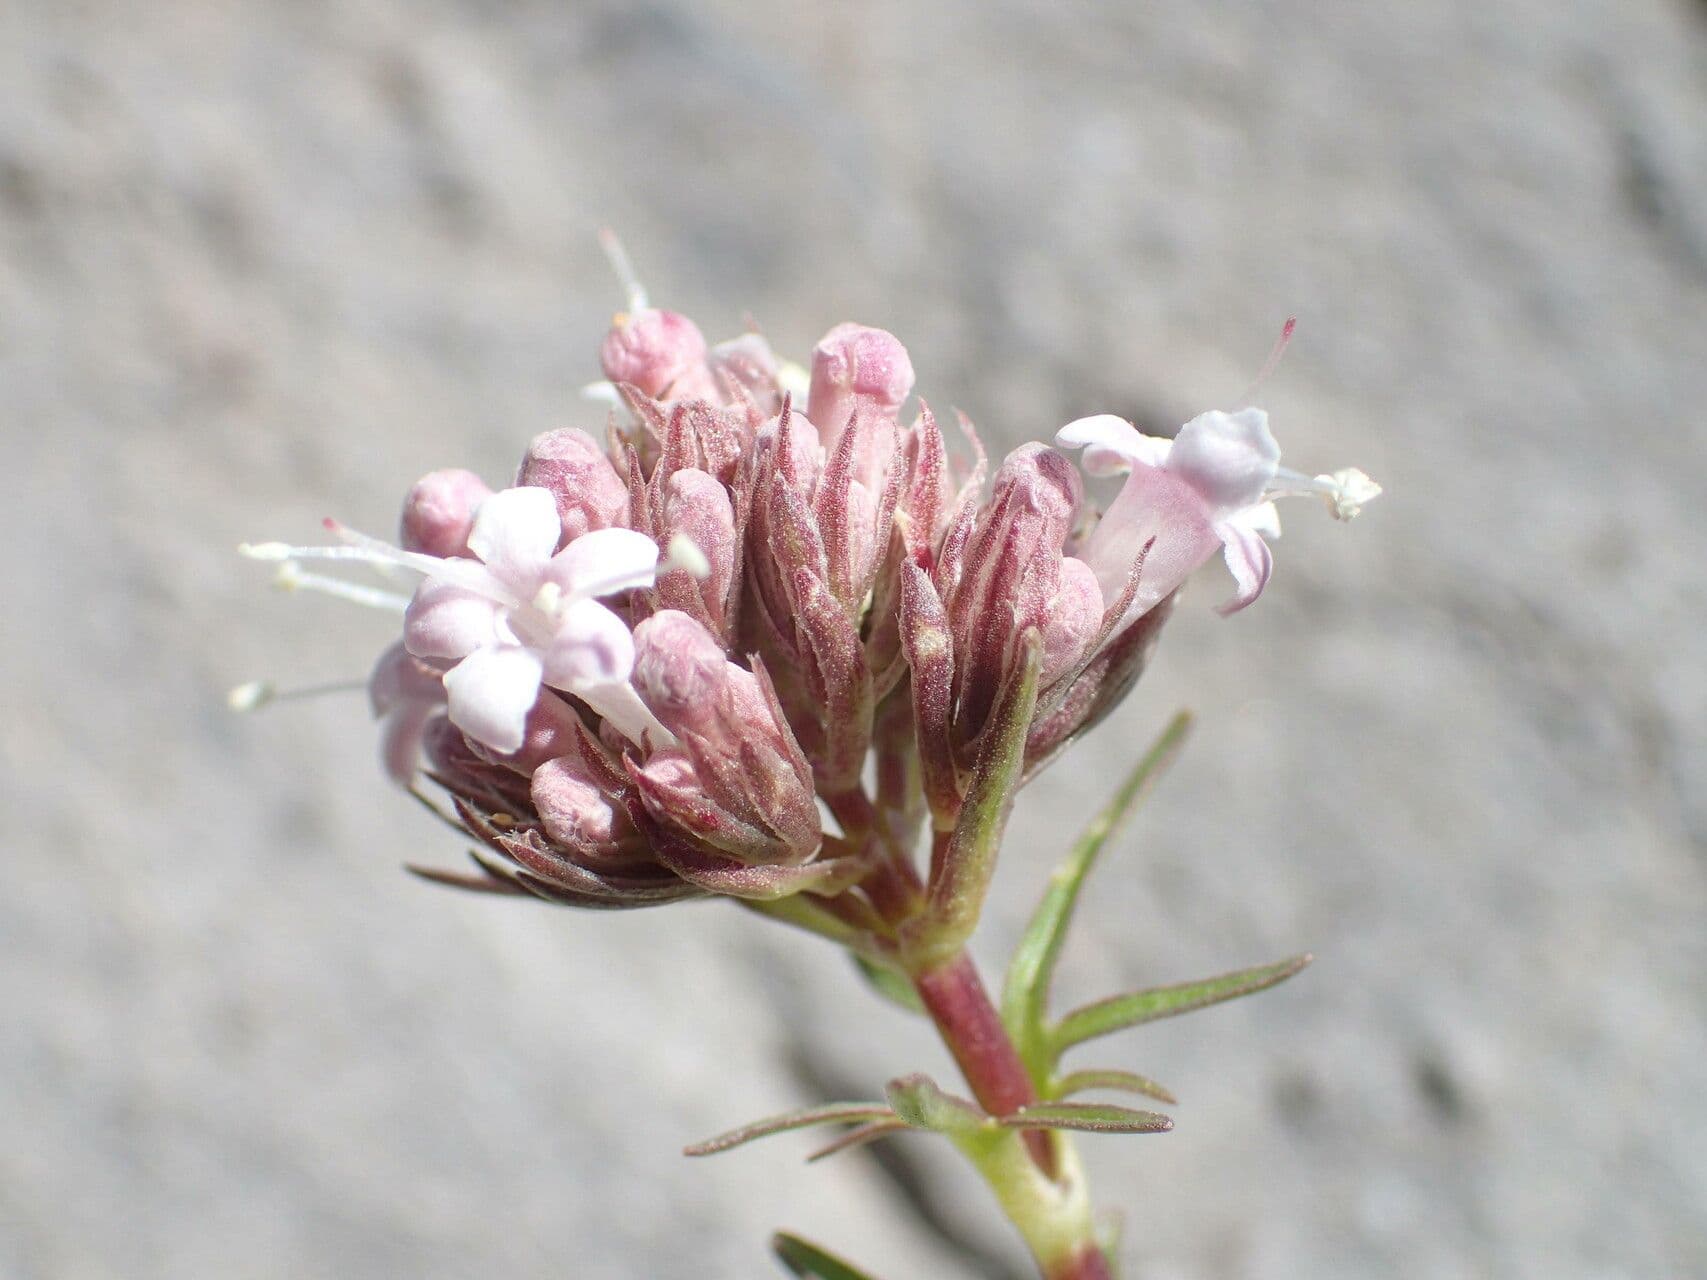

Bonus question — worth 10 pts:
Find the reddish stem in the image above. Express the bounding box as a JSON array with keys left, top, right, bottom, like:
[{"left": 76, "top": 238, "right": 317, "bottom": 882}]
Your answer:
[
  {"left": 912, "top": 951, "right": 1055, "bottom": 1172},
  {"left": 1046, "top": 1244, "right": 1114, "bottom": 1280}
]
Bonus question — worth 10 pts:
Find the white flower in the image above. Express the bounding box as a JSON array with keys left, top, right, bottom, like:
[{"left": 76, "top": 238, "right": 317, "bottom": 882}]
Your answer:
[
  {"left": 243, "top": 486, "right": 699, "bottom": 755},
  {"left": 1057, "top": 409, "right": 1379, "bottom": 616}
]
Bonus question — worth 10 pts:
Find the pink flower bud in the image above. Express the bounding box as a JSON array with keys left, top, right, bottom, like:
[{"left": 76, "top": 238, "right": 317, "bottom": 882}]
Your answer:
[
  {"left": 516, "top": 429, "right": 631, "bottom": 546},
  {"left": 806, "top": 322, "right": 915, "bottom": 446},
  {"left": 1039, "top": 556, "right": 1103, "bottom": 687},
  {"left": 945, "top": 444, "right": 1083, "bottom": 745},
  {"left": 630, "top": 610, "right": 728, "bottom": 728},
  {"left": 658, "top": 468, "right": 737, "bottom": 634},
  {"left": 629, "top": 611, "right": 820, "bottom": 864},
  {"left": 708, "top": 332, "right": 783, "bottom": 414},
  {"left": 400, "top": 469, "right": 492, "bottom": 557},
  {"left": 740, "top": 408, "right": 825, "bottom": 662},
  {"left": 531, "top": 755, "right": 648, "bottom": 865},
  {"left": 600, "top": 308, "right": 719, "bottom": 404}
]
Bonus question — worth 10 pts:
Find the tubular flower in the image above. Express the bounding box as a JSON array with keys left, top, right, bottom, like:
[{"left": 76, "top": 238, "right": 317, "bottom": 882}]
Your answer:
[
  {"left": 1057, "top": 408, "right": 1381, "bottom": 617},
  {"left": 245, "top": 486, "right": 683, "bottom": 756}
]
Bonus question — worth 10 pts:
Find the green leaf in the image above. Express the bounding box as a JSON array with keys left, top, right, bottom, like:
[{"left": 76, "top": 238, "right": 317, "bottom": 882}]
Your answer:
[
  {"left": 684, "top": 1102, "right": 896, "bottom": 1157},
  {"left": 884, "top": 1073, "right": 989, "bottom": 1136},
  {"left": 1050, "top": 953, "right": 1313, "bottom": 1056},
  {"left": 1001, "top": 711, "right": 1192, "bottom": 1081},
  {"left": 773, "top": 1231, "right": 887, "bottom": 1280},
  {"left": 1051, "top": 1068, "right": 1177, "bottom": 1106},
  {"left": 904, "top": 634, "right": 1043, "bottom": 970},
  {"left": 852, "top": 954, "right": 924, "bottom": 1014},
  {"left": 997, "top": 1101, "right": 1172, "bottom": 1135},
  {"left": 806, "top": 1118, "right": 910, "bottom": 1163}
]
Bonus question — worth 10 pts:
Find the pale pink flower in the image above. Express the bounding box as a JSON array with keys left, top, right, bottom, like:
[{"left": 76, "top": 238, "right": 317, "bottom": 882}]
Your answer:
[
  {"left": 243, "top": 486, "right": 699, "bottom": 756},
  {"left": 366, "top": 642, "right": 449, "bottom": 785},
  {"left": 1056, "top": 408, "right": 1379, "bottom": 618}
]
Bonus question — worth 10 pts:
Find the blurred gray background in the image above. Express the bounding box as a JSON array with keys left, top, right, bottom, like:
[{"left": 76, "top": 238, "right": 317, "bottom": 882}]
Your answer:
[{"left": 4, "top": 2, "right": 1705, "bottom": 1277}]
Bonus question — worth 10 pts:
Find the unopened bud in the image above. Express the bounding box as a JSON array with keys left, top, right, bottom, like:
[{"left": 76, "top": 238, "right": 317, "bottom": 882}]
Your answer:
[
  {"left": 531, "top": 755, "right": 647, "bottom": 864},
  {"left": 1039, "top": 556, "right": 1103, "bottom": 686},
  {"left": 946, "top": 444, "right": 1083, "bottom": 744},
  {"left": 517, "top": 429, "right": 631, "bottom": 544},
  {"left": 630, "top": 610, "right": 729, "bottom": 730},
  {"left": 659, "top": 469, "right": 737, "bottom": 632},
  {"left": 629, "top": 611, "right": 819, "bottom": 864},
  {"left": 600, "top": 308, "right": 718, "bottom": 403},
  {"left": 708, "top": 332, "right": 783, "bottom": 413},
  {"left": 400, "top": 469, "right": 493, "bottom": 557},
  {"left": 806, "top": 323, "right": 915, "bottom": 446}
]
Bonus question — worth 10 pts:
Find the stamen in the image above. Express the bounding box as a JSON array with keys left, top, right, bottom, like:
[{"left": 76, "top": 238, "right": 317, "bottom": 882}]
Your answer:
[
  {"left": 320, "top": 520, "right": 511, "bottom": 599},
  {"left": 273, "top": 561, "right": 412, "bottom": 611},
  {"left": 1265, "top": 466, "right": 1382, "bottom": 521},
  {"left": 227, "top": 677, "right": 367, "bottom": 713},
  {"left": 580, "top": 380, "right": 624, "bottom": 408},
  {"left": 776, "top": 358, "right": 811, "bottom": 404},
  {"left": 662, "top": 533, "right": 711, "bottom": 579},
  {"left": 241, "top": 541, "right": 398, "bottom": 565},
  {"left": 598, "top": 227, "right": 649, "bottom": 314},
  {"left": 1236, "top": 317, "right": 1297, "bottom": 407},
  {"left": 1315, "top": 467, "right": 1382, "bottom": 520},
  {"left": 533, "top": 581, "right": 566, "bottom": 618}
]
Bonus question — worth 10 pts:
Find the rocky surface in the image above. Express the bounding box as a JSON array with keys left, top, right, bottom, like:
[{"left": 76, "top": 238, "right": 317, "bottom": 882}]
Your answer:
[{"left": 3, "top": 2, "right": 1704, "bottom": 1277}]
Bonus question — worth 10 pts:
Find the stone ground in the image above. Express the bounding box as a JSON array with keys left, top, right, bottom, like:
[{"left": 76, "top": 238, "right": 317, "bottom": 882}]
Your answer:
[{"left": 3, "top": 2, "right": 1705, "bottom": 1277}]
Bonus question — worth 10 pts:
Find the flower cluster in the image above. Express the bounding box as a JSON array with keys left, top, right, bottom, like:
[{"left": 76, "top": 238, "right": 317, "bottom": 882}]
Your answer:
[{"left": 243, "top": 286, "right": 1376, "bottom": 909}]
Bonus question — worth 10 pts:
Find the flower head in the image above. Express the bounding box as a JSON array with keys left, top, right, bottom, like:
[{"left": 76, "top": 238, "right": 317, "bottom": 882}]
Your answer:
[{"left": 239, "top": 252, "right": 1378, "bottom": 912}]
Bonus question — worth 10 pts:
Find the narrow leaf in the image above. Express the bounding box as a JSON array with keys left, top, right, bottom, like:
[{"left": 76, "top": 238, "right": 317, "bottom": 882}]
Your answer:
[
  {"left": 773, "top": 1232, "right": 887, "bottom": 1280},
  {"left": 806, "top": 1118, "right": 910, "bottom": 1163},
  {"left": 1052, "top": 1068, "right": 1177, "bottom": 1107},
  {"left": 884, "top": 1073, "right": 988, "bottom": 1136},
  {"left": 1001, "top": 711, "right": 1192, "bottom": 1081},
  {"left": 1051, "top": 953, "right": 1313, "bottom": 1056},
  {"left": 853, "top": 955, "right": 925, "bottom": 1014},
  {"left": 684, "top": 1102, "right": 895, "bottom": 1157},
  {"left": 998, "top": 1101, "right": 1172, "bottom": 1135}
]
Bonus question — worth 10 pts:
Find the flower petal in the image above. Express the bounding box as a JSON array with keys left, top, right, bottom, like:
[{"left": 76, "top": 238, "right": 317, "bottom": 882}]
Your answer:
[
  {"left": 1082, "top": 464, "right": 1222, "bottom": 626},
  {"left": 367, "top": 640, "right": 445, "bottom": 718},
  {"left": 443, "top": 645, "right": 545, "bottom": 755},
  {"left": 465, "top": 486, "right": 562, "bottom": 577},
  {"left": 1213, "top": 518, "right": 1274, "bottom": 616},
  {"left": 540, "top": 597, "right": 636, "bottom": 688},
  {"left": 1166, "top": 409, "right": 1281, "bottom": 516},
  {"left": 404, "top": 581, "right": 504, "bottom": 660},
  {"left": 1225, "top": 499, "right": 1282, "bottom": 540},
  {"left": 1056, "top": 415, "right": 1172, "bottom": 476},
  {"left": 576, "top": 679, "right": 676, "bottom": 750},
  {"left": 379, "top": 702, "right": 438, "bottom": 786},
  {"left": 546, "top": 527, "right": 661, "bottom": 600}
]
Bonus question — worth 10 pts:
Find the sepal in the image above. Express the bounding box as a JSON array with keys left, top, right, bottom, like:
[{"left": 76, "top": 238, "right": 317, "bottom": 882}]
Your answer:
[
  {"left": 903, "top": 633, "right": 1043, "bottom": 970},
  {"left": 652, "top": 837, "right": 871, "bottom": 900}
]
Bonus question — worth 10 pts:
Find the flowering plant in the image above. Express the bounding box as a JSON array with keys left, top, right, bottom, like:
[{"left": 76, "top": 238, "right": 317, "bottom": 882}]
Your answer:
[{"left": 240, "top": 244, "right": 1377, "bottom": 1279}]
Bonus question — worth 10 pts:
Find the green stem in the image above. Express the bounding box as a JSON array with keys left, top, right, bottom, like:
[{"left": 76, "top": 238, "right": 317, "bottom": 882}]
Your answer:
[{"left": 910, "top": 950, "right": 1110, "bottom": 1280}]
